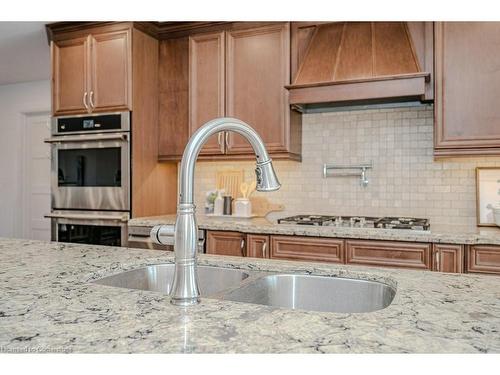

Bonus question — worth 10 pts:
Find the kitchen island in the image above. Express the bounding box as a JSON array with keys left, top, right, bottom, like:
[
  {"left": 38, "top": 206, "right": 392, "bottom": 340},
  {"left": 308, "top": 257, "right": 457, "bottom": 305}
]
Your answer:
[{"left": 0, "top": 237, "right": 499, "bottom": 353}]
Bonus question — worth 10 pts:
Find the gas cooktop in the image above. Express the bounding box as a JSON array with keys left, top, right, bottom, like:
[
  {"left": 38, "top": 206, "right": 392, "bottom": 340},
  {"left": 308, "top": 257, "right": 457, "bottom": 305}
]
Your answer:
[{"left": 277, "top": 215, "right": 430, "bottom": 231}]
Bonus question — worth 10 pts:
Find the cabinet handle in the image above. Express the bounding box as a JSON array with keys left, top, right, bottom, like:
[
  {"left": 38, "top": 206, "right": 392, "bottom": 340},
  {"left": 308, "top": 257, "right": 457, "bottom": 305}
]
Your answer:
[
  {"left": 240, "top": 238, "right": 245, "bottom": 257},
  {"left": 225, "top": 132, "right": 229, "bottom": 150},
  {"left": 435, "top": 250, "right": 440, "bottom": 271},
  {"left": 217, "top": 132, "right": 224, "bottom": 154},
  {"left": 89, "top": 91, "right": 95, "bottom": 109},
  {"left": 262, "top": 242, "right": 267, "bottom": 258},
  {"left": 83, "top": 92, "right": 89, "bottom": 110}
]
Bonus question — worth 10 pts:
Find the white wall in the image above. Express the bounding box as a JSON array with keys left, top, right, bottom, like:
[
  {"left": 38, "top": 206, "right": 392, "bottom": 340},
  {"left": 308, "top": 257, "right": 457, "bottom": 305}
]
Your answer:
[{"left": 0, "top": 80, "right": 50, "bottom": 238}]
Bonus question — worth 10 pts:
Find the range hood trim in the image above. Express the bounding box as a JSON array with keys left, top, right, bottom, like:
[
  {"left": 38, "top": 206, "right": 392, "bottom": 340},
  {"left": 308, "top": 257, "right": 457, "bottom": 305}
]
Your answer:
[{"left": 288, "top": 73, "right": 429, "bottom": 107}]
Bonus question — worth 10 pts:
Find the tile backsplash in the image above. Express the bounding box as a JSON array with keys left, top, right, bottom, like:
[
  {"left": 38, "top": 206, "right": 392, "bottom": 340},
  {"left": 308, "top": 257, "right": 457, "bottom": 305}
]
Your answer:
[{"left": 192, "top": 104, "right": 500, "bottom": 232}]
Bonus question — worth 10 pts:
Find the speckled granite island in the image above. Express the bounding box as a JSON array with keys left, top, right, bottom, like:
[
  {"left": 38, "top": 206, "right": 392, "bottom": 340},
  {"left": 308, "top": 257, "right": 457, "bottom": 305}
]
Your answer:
[{"left": 0, "top": 237, "right": 499, "bottom": 353}]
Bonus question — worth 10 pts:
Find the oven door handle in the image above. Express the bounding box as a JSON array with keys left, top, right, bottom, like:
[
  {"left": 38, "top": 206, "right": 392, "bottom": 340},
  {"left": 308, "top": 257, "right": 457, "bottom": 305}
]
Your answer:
[
  {"left": 44, "top": 213, "right": 129, "bottom": 222},
  {"left": 44, "top": 133, "right": 128, "bottom": 143}
]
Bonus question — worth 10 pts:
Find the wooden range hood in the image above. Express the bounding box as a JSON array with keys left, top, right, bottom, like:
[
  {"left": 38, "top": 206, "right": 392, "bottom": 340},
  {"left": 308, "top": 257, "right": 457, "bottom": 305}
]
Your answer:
[{"left": 287, "top": 22, "right": 432, "bottom": 109}]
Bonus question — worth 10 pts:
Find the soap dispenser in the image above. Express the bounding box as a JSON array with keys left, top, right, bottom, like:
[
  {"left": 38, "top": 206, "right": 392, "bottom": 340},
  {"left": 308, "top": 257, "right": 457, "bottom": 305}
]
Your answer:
[{"left": 213, "top": 189, "right": 224, "bottom": 216}]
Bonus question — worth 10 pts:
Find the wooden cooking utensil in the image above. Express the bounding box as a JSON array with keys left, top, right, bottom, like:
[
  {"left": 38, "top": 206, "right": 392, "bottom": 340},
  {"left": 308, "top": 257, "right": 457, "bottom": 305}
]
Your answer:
[
  {"left": 240, "top": 182, "right": 249, "bottom": 199},
  {"left": 249, "top": 196, "right": 285, "bottom": 217},
  {"left": 216, "top": 169, "right": 244, "bottom": 198},
  {"left": 247, "top": 180, "right": 257, "bottom": 198}
]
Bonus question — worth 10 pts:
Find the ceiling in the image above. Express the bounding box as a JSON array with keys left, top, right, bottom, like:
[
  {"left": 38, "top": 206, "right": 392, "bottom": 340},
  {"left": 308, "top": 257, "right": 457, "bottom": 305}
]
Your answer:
[{"left": 0, "top": 22, "right": 50, "bottom": 85}]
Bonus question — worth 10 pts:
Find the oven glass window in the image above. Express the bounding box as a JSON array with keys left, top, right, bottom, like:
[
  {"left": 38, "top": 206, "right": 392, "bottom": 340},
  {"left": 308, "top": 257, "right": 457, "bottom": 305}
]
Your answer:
[
  {"left": 58, "top": 148, "right": 121, "bottom": 187},
  {"left": 58, "top": 224, "right": 121, "bottom": 246}
]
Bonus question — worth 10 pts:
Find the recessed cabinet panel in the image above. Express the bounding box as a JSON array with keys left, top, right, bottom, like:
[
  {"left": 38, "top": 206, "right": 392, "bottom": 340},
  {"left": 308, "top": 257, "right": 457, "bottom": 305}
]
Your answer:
[
  {"left": 52, "top": 36, "right": 90, "bottom": 115},
  {"left": 435, "top": 22, "right": 500, "bottom": 155},
  {"left": 432, "top": 244, "right": 464, "bottom": 273},
  {"left": 189, "top": 32, "right": 226, "bottom": 155},
  {"left": 346, "top": 240, "right": 431, "bottom": 270},
  {"left": 467, "top": 245, "right": 500, "bottom": 274},
  {"left": 90, "top": 30, "right": 131, "bottom": 112},
  {"left": 246, "top": 234, "right": 269, "bottom": 258},
  {"left": 225, "top": 24, "right": 290, "bottom": 154},
  {"left": 270, "top": 235, "right": 344, "bottom": 263},
  {"left": 206, "top": 231, "right": 246, "bottom": 257}
]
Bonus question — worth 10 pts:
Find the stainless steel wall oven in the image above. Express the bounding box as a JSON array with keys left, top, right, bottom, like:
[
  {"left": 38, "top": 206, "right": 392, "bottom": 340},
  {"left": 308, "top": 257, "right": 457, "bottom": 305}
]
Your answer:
[{"left": 46, "top": 112, "right": 131, "bottom": 246}]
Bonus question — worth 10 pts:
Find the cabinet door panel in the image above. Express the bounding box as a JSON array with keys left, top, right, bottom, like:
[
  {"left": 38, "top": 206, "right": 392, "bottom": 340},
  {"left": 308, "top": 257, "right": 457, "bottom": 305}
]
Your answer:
[
  {"left": 346, "top": 240, "right": 431, "bottom": 270},
  {"left": 246, "top": 234, "right": 269, "bottom": 258},
  {"left": 90, "top": 30, "right": 131, "bottom": 112},
  {"left": 226, "top": 24, "right": 290, "bottom": 154},
  {"left": 52, "top": 36, "right": 89, "bottom": 115},
  {"left": 189, "top": 32, "right": 225, "bottom": 155},
  {"left": 432, "top": 244, "right": 464, "bottom": 273},
  {"left": 270, "top": 235, "right": 344, "bottom": 263},
  {"left": 467, "top": 245, "right": 500, "bottom": 274},
  {"left": 435, "top": 22, "right": 500, "bottom": 154},
  {"left": 206, "top": 231, "right": 245, "bottom": 256}
]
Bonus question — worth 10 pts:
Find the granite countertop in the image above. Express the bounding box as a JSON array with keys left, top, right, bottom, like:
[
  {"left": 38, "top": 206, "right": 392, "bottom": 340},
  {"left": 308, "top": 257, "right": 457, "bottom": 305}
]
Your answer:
[
  {"left": 129, "top": 215, "right": 500, "bottom": 245},
  {"left": 0, "top": 237, "right": 499, "bottom": 353}
]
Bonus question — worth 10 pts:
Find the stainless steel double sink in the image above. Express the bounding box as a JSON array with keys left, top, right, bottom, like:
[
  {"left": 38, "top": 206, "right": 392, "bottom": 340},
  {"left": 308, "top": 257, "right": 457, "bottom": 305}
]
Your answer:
[{"left": 92, "top": 264, "right": 396, "bottom": 313}]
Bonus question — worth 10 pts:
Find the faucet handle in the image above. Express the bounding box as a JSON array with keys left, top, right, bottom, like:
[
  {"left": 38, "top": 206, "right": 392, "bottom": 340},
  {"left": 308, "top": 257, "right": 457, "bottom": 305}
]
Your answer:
[{"left": 150, "top": 224, "right": 175, "bottom": 245}]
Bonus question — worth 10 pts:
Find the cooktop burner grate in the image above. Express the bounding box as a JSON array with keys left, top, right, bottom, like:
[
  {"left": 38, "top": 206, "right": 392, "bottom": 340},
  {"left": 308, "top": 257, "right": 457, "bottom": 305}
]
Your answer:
[{"left": 278, "top": 215, "right": 430, "bottom": 230}]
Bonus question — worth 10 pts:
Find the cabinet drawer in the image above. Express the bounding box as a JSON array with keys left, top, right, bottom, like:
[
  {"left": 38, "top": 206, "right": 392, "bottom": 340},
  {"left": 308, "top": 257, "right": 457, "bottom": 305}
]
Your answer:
[
  {"left": 467, "top": 245, "right": 500, "bottom": 274},
  {"left": 346, "top": 240, "right": 431, "bottom": 270},
  {"left": 270, "top": 235, "right": 344, "bottom": 263}
]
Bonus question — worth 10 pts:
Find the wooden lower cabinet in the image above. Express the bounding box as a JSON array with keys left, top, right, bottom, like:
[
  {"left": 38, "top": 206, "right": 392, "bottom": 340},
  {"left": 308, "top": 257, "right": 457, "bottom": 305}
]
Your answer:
[
  {"left": 270, "top": 235, "right": 344, "bottom": 263},
  {"left": 432, "top": 244, "right": 464, "bottom": 273},
  {"left": 346, "top": 240, "right": 431, "bottom": 270},
  {"left": 206, "top": 231, "right": 246, "bottom": 256},
  {"left": 467, "top": 245, "right": 500, "bottom": 274},
  {"left": 246, "top": 234, "right": 269, "bottom": 258}
]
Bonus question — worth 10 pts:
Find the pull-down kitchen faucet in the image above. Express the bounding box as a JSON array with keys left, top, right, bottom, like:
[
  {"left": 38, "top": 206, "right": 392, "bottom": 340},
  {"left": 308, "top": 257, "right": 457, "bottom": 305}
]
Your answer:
[{"left": 150, "top": 117, "right": 281, "bottom": 306}]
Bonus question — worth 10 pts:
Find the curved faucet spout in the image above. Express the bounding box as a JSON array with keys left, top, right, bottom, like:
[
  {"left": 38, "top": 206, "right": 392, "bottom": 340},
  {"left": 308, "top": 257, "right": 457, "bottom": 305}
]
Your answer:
[
  {"left": 161, "top": 117, "right": 281, "bottom": 306},
  {"left": 178, "top": 117, "right": 280, "bottom": 205}
]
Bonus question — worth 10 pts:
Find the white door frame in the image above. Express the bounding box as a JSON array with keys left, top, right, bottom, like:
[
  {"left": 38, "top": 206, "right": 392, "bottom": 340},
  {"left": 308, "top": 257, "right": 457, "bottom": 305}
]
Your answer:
[{"left": 18, "top": 111, "right": 51, "bottom": 239}]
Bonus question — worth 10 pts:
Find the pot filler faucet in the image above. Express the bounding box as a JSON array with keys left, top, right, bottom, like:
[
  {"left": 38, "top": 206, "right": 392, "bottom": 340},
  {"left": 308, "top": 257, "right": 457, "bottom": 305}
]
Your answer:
[{"left": 150, "top": 118, "right": 281, "bottom": 306}]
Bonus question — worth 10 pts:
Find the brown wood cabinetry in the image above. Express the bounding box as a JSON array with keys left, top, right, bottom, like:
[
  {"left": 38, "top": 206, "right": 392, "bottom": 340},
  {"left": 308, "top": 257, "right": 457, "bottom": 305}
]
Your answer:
[
  {"left": 52, "top": 36, "right": 90, "bottom": 115},
  {"left": 49, "top": 23, "right": 178, "bottom": 218},
  {"left": 432, "top": 244, "right": 464, "bottom": 273},
  {"left": 346, "top": 240, "right": 431, "bottom": 270},
  {"left": 206, "top": 231, "right": 246, "bottom": 256},
  {"left": 52, "top": 28, "right": 131, "bottom": 115},
  {"left": 434, "top": 22, "right": 500, "bottom": 156},
  {"left": 189, "top": 32, "right": 226, "bottom": 155},
  {"left": 246, "top": 234, "right": 269, "bottom": 258},
  {"left": 158, "top": 22, "right": 302, "bottom": 161},
  {"left": 90, "top": 30, "right": 132, "bottom": 112},
  {"left": 467, "top": 245, "right": 500, "bottom": 274},
  {"left": 225, "top": 24, "right": 298, "bottom": 157},
  {"left": 270, "top": 235, "right": 344, "bottom": 263}
]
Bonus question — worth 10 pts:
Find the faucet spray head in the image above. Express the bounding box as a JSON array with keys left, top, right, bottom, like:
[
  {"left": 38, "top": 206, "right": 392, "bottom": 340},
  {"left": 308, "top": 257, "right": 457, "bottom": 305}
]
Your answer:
[{"left": 255, "top": 159, "right": 281, "bottom": 192}]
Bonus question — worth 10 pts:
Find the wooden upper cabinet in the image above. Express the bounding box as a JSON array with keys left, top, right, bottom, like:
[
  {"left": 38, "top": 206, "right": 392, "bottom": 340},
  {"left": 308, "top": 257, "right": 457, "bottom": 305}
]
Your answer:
[
  {"left": 435, "top": 22, "right": 500, "bottom": 156},
  {"left": 206, "top": 230, "right": 246, "bottom": 257},
  {"left": 225, "top": 24, "right": 291, "bottom": 154},
  {"left": 89, "top": 30, "right": 132, "bottom": 112},
  {"left": 51, "top": 29, "right": 132, "bottom": 116},
  {"left": 52, "top": 36, "right": 90, "bottom": 115},
  {"left": 189, "top": 32, "right": 226, "bottom": 155}
]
